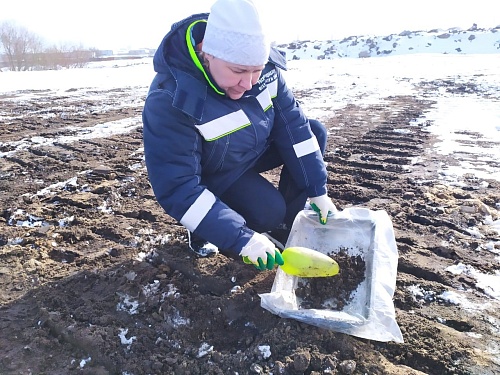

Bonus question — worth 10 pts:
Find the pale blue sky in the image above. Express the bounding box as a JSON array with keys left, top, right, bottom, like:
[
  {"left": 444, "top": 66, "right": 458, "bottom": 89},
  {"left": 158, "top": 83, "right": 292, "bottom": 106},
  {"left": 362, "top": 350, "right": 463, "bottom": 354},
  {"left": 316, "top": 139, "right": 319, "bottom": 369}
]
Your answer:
[{"left": 1, "top": 0, "right": 499, "bottom": 49}]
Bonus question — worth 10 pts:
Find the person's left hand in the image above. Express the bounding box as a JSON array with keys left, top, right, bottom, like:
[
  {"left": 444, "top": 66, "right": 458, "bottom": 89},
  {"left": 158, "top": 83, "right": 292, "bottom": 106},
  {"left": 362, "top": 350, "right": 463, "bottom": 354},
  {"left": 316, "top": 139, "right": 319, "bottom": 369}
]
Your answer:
[{"left": 309, "top": 194, "right": 337, "bottom": 224}]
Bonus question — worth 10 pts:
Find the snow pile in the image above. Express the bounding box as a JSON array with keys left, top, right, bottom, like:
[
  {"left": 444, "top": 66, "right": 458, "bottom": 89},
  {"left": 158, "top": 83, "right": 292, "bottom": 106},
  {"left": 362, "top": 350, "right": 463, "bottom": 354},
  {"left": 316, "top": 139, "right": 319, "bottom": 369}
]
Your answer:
[{"left": 278, "top": 26, "right": 500, "bottom": 59}]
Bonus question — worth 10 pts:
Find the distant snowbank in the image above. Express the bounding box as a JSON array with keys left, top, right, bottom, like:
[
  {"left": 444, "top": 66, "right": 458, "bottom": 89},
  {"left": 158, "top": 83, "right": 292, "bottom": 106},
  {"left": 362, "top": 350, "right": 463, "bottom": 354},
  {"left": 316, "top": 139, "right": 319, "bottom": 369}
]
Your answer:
[{"left": 278, "top": 26, "right": 500, "bottom": 59}]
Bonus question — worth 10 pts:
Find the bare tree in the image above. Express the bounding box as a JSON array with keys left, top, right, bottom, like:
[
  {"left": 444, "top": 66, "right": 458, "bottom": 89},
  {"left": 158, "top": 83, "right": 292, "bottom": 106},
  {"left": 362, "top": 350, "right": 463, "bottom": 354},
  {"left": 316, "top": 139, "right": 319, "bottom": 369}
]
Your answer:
[
  {"left": 38, "top": 42, "right": 94, "bottom": 69},
  {"left": 0, "top": 21, "right": 44, "bottom": 71},
  {"left": 0, "top": 21, "right": 17, "bottom": 69},
  {"left": 0, "top": 21, "right": 95, "bottom": 71},
  {"left": 68, "top": 45, "right": 94, "bottom": 68}
]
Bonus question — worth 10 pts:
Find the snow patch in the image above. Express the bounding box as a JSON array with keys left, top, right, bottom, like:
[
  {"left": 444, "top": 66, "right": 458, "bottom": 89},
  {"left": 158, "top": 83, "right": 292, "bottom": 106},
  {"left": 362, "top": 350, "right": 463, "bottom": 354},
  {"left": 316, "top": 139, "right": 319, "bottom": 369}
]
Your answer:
[{"left": 446, "top": 263, "right": 500, "bottom": 300}]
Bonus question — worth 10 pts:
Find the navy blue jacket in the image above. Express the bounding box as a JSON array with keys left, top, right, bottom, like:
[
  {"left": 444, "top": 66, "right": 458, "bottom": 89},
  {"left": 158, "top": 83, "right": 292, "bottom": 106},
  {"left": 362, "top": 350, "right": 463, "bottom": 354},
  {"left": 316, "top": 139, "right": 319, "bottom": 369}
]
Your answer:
[{"left": 142, "top": 13, "right": 327, "bottom": 255}]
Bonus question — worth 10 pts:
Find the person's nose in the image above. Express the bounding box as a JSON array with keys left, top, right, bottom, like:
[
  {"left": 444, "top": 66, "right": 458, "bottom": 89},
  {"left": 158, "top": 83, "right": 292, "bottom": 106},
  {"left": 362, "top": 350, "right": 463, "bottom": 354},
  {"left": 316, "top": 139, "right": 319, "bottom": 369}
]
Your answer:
[{"left": 239, "top": 72, "right": 253, "bottom": 90}]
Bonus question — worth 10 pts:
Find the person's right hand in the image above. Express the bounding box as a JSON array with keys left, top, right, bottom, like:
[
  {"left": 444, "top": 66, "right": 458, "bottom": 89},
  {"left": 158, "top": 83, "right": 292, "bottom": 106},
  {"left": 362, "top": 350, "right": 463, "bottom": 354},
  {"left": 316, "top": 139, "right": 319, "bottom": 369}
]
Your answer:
[{"left": 239, "top": 232, "right": 284, "bottom": 271}]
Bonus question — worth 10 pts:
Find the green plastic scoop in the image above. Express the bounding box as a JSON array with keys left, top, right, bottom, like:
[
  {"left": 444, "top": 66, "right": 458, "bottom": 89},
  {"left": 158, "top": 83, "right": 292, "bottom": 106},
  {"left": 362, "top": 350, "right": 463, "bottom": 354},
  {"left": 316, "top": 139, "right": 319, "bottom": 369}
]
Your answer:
[
  {"left": 243, "top": 246, "right": 339, "bottom": 277},
  {"left": 280, "top": 246, "right": 339, "bottom": 277}
]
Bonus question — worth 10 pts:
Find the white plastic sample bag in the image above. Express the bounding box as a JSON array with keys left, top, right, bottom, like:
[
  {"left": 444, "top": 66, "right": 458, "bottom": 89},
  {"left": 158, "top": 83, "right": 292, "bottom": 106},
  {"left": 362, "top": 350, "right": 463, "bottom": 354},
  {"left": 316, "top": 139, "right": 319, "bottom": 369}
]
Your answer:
[{"left": 260, "top": 207, "right": 404, "bottom": 343}]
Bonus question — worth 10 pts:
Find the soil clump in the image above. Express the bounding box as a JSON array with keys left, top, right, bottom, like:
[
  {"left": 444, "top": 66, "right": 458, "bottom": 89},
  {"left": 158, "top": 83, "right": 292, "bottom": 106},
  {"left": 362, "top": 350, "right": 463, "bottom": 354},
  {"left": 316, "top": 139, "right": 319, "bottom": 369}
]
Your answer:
[{"left": 296, "top": 249, "right": 366, "bottom": 310}]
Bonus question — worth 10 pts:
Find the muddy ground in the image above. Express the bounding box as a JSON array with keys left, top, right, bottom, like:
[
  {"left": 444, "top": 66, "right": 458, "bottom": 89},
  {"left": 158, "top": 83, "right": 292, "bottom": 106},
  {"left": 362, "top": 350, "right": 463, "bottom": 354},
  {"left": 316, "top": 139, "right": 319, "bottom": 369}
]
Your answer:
[{"left": 1, "top": 68, "right": 500, "bottom": 375}]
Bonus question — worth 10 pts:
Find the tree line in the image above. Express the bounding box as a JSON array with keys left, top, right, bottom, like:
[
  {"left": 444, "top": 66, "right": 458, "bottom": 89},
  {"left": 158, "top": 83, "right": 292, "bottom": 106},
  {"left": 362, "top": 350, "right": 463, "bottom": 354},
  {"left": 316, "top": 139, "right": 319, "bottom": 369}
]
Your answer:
[{"left": 0, "top": 21, "right": 96, "bottom": 71}]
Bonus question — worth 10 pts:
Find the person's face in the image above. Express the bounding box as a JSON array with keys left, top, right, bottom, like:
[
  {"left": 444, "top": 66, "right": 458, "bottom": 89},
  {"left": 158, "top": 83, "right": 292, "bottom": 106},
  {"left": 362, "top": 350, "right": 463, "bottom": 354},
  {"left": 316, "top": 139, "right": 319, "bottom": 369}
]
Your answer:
[{"left": 206, "top": 55, "right": 264, "bottom": 100}]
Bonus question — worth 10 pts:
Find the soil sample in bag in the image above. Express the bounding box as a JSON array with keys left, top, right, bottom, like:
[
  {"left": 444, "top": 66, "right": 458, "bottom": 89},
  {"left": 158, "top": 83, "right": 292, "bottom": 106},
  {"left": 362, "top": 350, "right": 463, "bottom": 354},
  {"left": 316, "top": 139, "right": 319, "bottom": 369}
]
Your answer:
[{"left": 295, "top": 247, "right": 366, "bottom": 310}]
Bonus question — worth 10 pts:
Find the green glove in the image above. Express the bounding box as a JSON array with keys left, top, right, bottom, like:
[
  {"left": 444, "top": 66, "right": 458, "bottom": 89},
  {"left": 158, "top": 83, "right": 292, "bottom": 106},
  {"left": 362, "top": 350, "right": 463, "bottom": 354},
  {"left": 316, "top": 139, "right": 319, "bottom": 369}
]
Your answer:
[{"left": 243, "top": 250, "right": 284, "bottom": 271}]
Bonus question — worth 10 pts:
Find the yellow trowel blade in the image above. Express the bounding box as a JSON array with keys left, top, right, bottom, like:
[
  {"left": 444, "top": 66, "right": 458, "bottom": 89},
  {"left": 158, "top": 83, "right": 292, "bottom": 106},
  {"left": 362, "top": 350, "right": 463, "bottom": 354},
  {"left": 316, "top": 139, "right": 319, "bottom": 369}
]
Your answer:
[{"left": 280, "top": 246, "right": 339, "bottom": 278}]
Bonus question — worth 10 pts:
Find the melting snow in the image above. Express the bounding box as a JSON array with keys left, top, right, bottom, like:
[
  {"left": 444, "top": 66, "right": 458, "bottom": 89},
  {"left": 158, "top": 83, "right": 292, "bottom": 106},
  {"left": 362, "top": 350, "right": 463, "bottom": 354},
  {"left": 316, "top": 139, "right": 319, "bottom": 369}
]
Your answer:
[
  {"left": 118, "top": 328, "right": 136, "bottom": 348},
  {"left": 438, "top": 290, "right": 492, "bottom": 310},
  {"left": 116, "top": 293, "right": 139, "bottom": 315},
  {"left": 79, "top": 357, "right": 91, "bottom": 368},
  {"left": 259, "top": 345, "right": 272, "bottom": 359},
  {"left": 446, "top": 263, "right": 500, "bottom": 300},
  {"left": 142, "top": 280, "right": 160, "bottom": 297},
  {"left": 197, "top": 343, "right": 214, "bottom": 358},
  {"left": 34, "top": 176, "right": 78, "bottom": 197}
]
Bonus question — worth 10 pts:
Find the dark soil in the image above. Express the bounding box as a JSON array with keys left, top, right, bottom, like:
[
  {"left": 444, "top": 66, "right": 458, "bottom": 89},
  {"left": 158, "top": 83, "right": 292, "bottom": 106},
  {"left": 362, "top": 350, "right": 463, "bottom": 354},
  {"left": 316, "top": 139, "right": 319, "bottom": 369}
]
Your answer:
[
  {"left": 1, "top": 65, "right": 500, "bottom": 375},
  {"left": 296, "top": 250, "right": 366, "bottom": 310}
]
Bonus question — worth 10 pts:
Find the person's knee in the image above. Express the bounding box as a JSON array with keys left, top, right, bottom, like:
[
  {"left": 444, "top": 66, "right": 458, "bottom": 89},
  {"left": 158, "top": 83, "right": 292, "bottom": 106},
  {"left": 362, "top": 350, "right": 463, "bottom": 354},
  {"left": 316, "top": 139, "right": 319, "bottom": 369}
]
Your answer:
[
  {"left": 248, "top": 195, "right": 286, "bottom": 233},
  {"left": 309, "top": 119, "right": 327, "bottom": 154}
]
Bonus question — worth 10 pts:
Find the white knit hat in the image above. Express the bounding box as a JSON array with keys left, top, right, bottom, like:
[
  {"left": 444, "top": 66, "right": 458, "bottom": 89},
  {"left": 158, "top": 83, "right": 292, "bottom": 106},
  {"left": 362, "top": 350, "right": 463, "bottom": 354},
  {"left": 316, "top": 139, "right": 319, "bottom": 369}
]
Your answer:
[{"left": 202, "top": 0, "right": 270, "bottom": 66}]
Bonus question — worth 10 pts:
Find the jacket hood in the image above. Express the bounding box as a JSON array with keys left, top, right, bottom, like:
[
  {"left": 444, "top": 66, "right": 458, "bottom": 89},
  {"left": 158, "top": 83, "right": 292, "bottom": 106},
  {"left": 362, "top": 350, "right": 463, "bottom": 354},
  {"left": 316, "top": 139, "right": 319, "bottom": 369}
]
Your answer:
[{"left": 153, "top": 13, "right": 208, "bottom": 77}]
